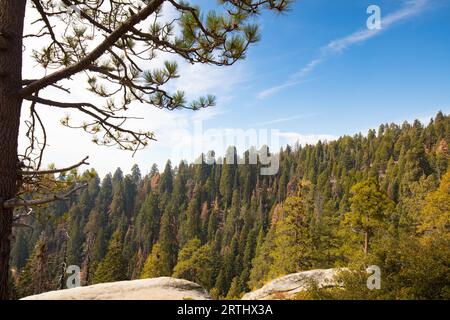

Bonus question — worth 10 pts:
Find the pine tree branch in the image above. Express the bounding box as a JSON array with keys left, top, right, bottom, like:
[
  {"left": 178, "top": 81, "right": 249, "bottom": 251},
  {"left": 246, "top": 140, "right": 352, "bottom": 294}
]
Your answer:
[
  {"left": 24, "top": 95, "right": 156, "bottom": 153},
  {"left": 19, "top": 0, "right": 165, "bottom": 97},
  {"left": 20, "top": 156, "right": 89, "bottom": 176},
  {"left": 31, "top": 0, "right": 66, "bottom": 54},
  {"left": 24, "top": 95, "right": 113, "bottom": 116},
  {"left": 2, "top": 184, "right": 88, "bottom": 209}
]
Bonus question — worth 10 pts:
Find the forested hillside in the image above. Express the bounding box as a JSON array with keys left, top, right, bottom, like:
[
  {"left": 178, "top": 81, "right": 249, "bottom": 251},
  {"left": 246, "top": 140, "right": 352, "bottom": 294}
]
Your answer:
[{"left": 10, "top": 112, "right": 449, "bottom": 299}]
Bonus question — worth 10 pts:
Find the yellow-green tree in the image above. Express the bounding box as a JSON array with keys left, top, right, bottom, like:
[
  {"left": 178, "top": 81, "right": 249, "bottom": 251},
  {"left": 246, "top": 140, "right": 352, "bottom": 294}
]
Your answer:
[
  {"left": 140, "top": 243, "right": 166, "bottom": 279},
  {"left": 417, "top": 170, "right": 450, "bottom": 242},
  {"left": 93, "top": 231, "right": 127, "bottom": 284},
  {"left": 172, "top": 239, "right": 214, "bottom": 289},
  {"left": 269, "top": 195, "right": 313, "bottom": 278},
  {"left": 344, "top": 178, "right": 394, "bottom": 255}
]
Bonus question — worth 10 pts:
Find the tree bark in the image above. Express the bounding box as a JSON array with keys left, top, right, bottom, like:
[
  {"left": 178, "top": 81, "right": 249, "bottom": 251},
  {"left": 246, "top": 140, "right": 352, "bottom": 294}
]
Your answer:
[
  {"left": 0, "top": 0, "right": 27, "bottom": 300},
  {"left": 364, "top": 231, "right": 369, "bottom": 256}
]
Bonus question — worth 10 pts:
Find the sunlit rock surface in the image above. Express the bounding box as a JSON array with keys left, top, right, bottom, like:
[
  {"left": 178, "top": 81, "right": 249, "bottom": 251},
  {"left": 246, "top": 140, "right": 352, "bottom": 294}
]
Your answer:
[
  {"left": 242, "top": 268, "right": 343, "bottom": 300},
  {"left": 22, "top": 277, "right": 211, "bottom": 300}
]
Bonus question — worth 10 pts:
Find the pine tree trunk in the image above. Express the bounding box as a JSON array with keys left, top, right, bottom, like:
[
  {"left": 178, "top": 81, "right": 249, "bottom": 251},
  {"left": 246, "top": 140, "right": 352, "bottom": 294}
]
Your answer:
[
  {"left": 364, "top": 231, "right": 369, "bottom": 255},
  {"left": 0, "top": 0, "right": 27, "bottom": 300}
]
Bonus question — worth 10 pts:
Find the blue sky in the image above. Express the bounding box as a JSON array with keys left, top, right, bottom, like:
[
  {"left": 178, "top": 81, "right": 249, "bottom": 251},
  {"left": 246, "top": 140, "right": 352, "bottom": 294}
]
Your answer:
[
  {"left": 21, "top": 0, "right": 450, "bottom": 175},
  {"left": 203, "top": 0, "right": 450, "bottom": 136}
]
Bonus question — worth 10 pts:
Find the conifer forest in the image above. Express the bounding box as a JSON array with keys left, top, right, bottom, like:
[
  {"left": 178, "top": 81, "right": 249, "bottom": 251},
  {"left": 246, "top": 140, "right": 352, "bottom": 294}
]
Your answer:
[
  {"left": 11, "top": 113, "right": 450, "bottom": 299},
  {"left": 0, "top": 0, "right": 449, "bottom": 302}
]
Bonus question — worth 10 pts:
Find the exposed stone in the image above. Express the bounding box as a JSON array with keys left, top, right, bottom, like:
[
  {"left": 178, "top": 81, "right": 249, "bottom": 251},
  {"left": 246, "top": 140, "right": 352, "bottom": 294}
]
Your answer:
[
  {"left": 22, "top": 277, "right": 211, "bottom": 300},
  {"left": 242, "top": 268, "right": 344, "bottom": 300}
]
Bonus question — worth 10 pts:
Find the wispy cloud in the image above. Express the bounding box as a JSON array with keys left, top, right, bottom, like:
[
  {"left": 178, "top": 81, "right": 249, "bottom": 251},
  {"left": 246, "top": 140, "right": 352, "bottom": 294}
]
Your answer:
[
  {"left": 250, "top": 113, "right": 319, "bottom": 126},
  {"left": 293, "top": 58, "right": 323, "bottom": 78},
  {"left": 257, "top": 77, "right": 316, "bottom": 99},
  {"left": 325, "top": 0, "right": 428, "bottom": 53},
  {"left": 257, "top": 0, "right": 430, "bottom": 99}
]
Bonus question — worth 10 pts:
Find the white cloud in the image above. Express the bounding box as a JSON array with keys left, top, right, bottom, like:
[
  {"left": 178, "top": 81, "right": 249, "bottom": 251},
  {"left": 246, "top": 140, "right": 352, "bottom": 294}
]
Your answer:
[
  {"left": 325, "top": 0, "right": 428, "bottom": 54},
  {"left": 293, "top": 58, "right": 323, "bottom": 78},
  {"left": 257, "top": 78, "right": 315, "bottom": 99},
  {"left": 257, "top": 81, "right": 298, "bottom": 100},
  {"left": 250, "top": 113, "right": 319, "bottom": 127},
  {"left": 172, "top": 63, "right": 248, "bottom": 100},
  {"left": 257, "top": 0, "right": 430, "bottom": 99}
]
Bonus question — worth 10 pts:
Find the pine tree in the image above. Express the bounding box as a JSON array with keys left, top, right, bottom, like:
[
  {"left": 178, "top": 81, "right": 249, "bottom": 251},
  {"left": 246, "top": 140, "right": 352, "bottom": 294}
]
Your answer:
[
  {"left": 248, "top": 228, "right": 275, "bottom": 290},
  {"left": 140, "top": 243, "right": 166, "bottom": 278},
  {"left": 66, "top": 206, "right": 86, "bottom": 267},
  {"left": 418, "top": 170, "right": 450, "bottom": 241},
  {"left": 7, "top": 113, "right": 450, "bottom": 299},
  {"left": 16, "top": 237, "right": 52, "bottom": 298},
  {"left": 135, "top": 192, "right": 160, "bottom": 255},
  {"left": 219, "top": 147, "right": 237, "bottom": 206},
  {"left": 183, "top": 185, "right": 202, "bottom": 244},
  {"left": 343, "top": 178, "right": 395, "bottom": 256},
  {"left": 226, "top": 277, "right": 243, "bottom": 299},
  {"left": 158, "top": 206, "right": 178, "bottom": 275},
  {"left": 159, "top": 160, "right": 174, "bottom": 195},
  {"left": 269, "top": 195, "right": 313, "bottom": 278},
  {"left": 93, "top": 231, "right": 127, "bottom": 284},
  {"left": 172, "top": 239, "right": 214, "bottom": 289},
  {"left": 10, "top": 229, "right": 29, "bottom": 271},
  {"left": 131, "top": 164, "right": 142, "bottom": 185}
]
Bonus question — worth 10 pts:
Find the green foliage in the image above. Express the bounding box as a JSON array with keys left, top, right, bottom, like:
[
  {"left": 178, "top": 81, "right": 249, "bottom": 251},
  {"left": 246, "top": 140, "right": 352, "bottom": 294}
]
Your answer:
[
  {"left": 11, "top": 113, "right": 450, "bottom": 300},
  {"left": 16, "top": 237, "right": 54, "bottom": 298},
  {"left": 248, "top": 228, "right": 275, "bottom": 290},
  {"left": 417, "top": 170, "right": 450, "bottom": 240},
  {"left": 173, "top": 239, "right": 214, "bottom": 289},
  {"left": 158, "top": 206, "right": 179, "bottom": 275},
  {"left": 140, "top": 243, "right": 166, "bottom": 278},
  {"left": 343, "top": 178, "right": 395, "bottom": 256},
  {"left": 93, "top": 231, "right": 127, "bottom": 284},
  {"left": 135, "top": 192, "right": 160, "bottom": 255},
  {"left": 269, "top": 195, "right": 313, "bottom": 278}
]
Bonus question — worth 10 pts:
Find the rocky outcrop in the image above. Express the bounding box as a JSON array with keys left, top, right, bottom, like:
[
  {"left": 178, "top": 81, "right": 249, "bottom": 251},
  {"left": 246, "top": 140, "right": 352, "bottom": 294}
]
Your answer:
[
  {"left": 22, "top": 277, "right": 211, "bottom": 300},
  {"left": 242, "top": 268, "right": 344, "bottom": 300}
]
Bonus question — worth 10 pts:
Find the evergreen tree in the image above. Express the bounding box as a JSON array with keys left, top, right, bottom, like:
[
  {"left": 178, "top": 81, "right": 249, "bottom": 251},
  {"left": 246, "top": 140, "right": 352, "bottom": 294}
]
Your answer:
[
  {"left": 93, "top": 231, "right": 127, "bottom": 284},
  {"left": 173, "top": 239, "right": 214, "bottom": 289},
  {"left": 159, "top": 160, "right": 174, "bottom": 195},
  {"left": 10, "top": 229, "right": 30, "bottom": 271},
  {"left": 248, "top": 228, "right": 275, "bottom": 290},
  {"left": 131, "top": 164, "right": 142, "bottom": 185},
  {"left": 140, "top": 243, "right": 166, "bottom": 278},
  {"left": 66, "top": 206, "right": 85, "bottom": 266},
  {"left": 8, "top": 113, "right": 450, "bottom": 299},
  {"left": 183, "top": 185, "right": 202, "bottom": 244},
  {"left": 417, "top": 170, "right": 450, "bottom": 241},
  {"left": 16, "top": 237, "right": 53, "bottom": 298},
  {"left": 269, "top": 194, "right": 313, "bottom": 278},
  {"left": 158, "top": 206, "right": 178, "bottom": 275},
  {"left": 135, "top": 192, "right": 160, "bottom": 255},
  {"left": 343, "top": 178, "right": 394, "bottom": 256}
]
